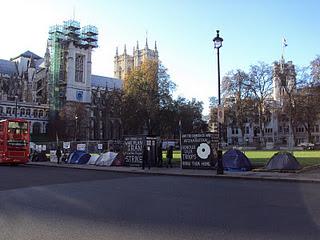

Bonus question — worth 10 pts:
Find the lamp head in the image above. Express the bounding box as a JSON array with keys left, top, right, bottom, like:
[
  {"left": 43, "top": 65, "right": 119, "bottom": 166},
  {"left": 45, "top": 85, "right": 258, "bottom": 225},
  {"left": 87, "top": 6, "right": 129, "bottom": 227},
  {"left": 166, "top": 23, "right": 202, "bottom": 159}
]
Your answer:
[{"left": 213, "top": 30, "right": 223, "bottom": 49}]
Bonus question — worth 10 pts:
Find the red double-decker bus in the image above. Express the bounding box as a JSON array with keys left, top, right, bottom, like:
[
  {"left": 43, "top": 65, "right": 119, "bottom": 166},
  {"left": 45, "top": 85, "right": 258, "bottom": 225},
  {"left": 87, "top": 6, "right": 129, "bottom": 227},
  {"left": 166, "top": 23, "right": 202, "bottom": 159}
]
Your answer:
[{"left": 0, "top": 119, "right": 30, "bottom": 164}]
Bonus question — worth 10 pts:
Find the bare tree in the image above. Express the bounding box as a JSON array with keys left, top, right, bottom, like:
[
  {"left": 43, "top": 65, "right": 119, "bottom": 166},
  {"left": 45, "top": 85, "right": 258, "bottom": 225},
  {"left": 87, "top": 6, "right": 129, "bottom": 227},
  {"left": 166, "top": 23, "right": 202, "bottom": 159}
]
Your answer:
[
  {"left": 295, "top": 86, "right": 320, "bottom": 143},
  {"left": 311, "top": 55, "right": 320, "bottom": 84},
  {"left": 222, "top": 69, "right": 251, "bottom": 144},
  {"left": 246, "top": 62, "right": 273, "bottom": 145}
]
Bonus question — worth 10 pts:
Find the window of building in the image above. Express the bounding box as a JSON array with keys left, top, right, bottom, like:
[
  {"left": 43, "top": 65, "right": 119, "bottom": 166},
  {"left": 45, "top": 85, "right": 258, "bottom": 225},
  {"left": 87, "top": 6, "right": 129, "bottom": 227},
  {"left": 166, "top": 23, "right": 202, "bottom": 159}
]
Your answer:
[
  {"left": 231, "top": 128, "right": 239, "bottom": 135},
  {"left": 26, "top": 109, "right": 31, "bottom": 116},
  {"left": 20, "top": 108, "right": 25, "bottom": 116},
  {"left": 266, "top": 117, "right": 271, "bottom": 122},
  {"left": 33, "top": 110, "right": 38, "bottom": 118},
  {"left": 246, "top": 127, "right": 249, "bottom": 134},
  {"left": 284, "top": 127, "right": 289, "bottom": 134},
  {"left": 296, "top": 127, "right": 305, "bottom": 133},
  {"left": 0, "top": 106, "right": 3, "bottom": 114},
  {"left": 6, "top": 107, "right": 11, "bottom": 115},
  {"left": 315, "top": 125, "right": 319, "bottom": 133},
  {"left": 39, "top": 110, "right": 43, "bottom": 118},
  {"left": 75, "top": 54, "right": 85, "bottom": 83},
  {"left": 265, "top": 128, "right": 273, "bottom": 134}
]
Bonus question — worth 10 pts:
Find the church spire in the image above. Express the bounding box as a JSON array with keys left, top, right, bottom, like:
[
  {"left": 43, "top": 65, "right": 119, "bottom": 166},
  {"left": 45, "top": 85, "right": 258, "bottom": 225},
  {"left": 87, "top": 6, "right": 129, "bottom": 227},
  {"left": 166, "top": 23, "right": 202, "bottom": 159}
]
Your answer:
[
  {"left": 116, "top": 46, "right": 118, "bottom": 56},
  {"left": 124, "top": 44, "right": 127, "bottom": 54},
  {"left": 28, "top": 55, "right": 36, "bottom": 69},
  {"left": 136, "top": 41, "right": 139, "bottom": 50},
  {"left": 145, "top": 36, "right": 148, "bottom": 49},
  {"left": 44, "top": 40, "right": 50, "bottom": 68},
  {"left": 155, "top": 41, "right": 158, "bottom": 51}
]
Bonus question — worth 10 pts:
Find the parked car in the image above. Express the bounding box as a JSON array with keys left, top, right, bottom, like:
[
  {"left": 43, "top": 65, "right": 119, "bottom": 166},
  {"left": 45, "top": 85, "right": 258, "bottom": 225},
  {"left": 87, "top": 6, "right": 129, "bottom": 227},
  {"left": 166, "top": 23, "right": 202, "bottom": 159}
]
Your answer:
[{"left": 297, "top": 142, "right": 315, "bottom": 150}]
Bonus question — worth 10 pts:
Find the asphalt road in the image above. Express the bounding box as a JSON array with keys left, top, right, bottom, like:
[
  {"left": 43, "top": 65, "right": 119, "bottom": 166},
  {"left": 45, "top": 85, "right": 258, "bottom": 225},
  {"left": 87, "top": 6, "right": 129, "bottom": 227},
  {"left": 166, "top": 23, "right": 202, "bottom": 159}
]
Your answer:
[{"left": 0, "top": 165, "right": 319, "bottom": 240}]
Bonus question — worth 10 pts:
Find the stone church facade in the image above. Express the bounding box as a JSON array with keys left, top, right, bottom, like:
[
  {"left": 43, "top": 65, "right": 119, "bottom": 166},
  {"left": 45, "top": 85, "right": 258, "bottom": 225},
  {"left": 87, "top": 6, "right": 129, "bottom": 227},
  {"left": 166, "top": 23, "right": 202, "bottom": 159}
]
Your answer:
[
  {"left": 0, "top": 20, "right": 123, "bottom": 141},
  {"left": 0, "top": 20, "right": 160, "bottom": 141}
]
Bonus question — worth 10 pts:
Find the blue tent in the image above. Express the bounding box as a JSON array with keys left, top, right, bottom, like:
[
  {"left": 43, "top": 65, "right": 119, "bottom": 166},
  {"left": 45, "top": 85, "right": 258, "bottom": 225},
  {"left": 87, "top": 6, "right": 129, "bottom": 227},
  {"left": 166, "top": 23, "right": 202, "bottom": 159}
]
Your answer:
[
  {"left": 222, "top": 149, "right": 252, "bottom": 171},
  {"left": 68, "top": 150, "right": 91, "bottom": 164}
]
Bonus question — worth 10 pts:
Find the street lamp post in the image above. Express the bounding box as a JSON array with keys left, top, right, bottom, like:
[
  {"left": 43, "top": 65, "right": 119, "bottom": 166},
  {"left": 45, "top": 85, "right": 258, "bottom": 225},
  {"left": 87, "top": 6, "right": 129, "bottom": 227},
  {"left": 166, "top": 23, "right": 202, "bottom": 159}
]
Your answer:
[
  {"left": 74, "top": 115, "right": 78, "bottom": 141},
  {"left": 213, "top": 30, "right": 224, "bottom": 175}
]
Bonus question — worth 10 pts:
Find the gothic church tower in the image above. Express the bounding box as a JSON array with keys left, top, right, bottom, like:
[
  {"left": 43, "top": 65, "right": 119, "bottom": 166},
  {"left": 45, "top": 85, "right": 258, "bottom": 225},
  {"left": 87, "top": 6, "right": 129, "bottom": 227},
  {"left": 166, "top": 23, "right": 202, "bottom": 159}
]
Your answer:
[{"left": 114, "top": 38, "right": 158, "bottom": 80}]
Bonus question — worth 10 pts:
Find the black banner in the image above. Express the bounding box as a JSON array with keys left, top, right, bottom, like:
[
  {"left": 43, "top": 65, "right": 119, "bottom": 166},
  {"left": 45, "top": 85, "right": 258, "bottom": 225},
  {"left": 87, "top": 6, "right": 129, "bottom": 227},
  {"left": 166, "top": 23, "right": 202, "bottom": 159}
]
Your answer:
[
  {"left": 124, "top": 136, "right": 144, "bottom": 167},
  {"left": 181, "top": 133, "right": 216, "bottom": 169}
]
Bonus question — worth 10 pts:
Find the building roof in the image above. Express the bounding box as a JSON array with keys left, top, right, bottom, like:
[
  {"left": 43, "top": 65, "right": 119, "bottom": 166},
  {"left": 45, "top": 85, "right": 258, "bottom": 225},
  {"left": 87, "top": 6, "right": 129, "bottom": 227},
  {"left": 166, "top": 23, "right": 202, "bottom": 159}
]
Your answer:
[
  {"left": 11, "top": 50, "right": 42, "bottom": 61},
  {"left": 0, "top": 59, "right": 18, "bottom": 75},
  {"left": 91, "top": 75, "right": 123, "bottom": 90}
]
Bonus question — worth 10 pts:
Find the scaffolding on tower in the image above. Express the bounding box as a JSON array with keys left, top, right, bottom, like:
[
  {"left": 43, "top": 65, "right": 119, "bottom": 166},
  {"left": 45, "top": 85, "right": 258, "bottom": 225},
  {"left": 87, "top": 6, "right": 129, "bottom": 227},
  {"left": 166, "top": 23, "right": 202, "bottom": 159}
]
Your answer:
[
  {"left": 47, "top": 20, "right": 99, "bottom": 114},
  {"left": 48, "top": 24, "right": 66, "bottom": 113}
]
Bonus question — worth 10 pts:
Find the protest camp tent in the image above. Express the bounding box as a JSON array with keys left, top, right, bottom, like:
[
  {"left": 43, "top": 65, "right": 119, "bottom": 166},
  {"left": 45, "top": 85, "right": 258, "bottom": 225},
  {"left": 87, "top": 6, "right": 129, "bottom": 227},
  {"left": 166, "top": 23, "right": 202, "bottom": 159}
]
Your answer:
[
  {"left": 222, "top": 149, "right": 252, "bottom": 171},
  {"left": 112, "top": 152, "right": 125, "bottom": 166},
  {"left": 87, "top": 155, "right": 99, "bottom": 165},
  {"left": 68, "top": 150, "right": 91, "bottom": 164},
  {"left": 31, "top": 151, "right": 49, "bottom": 162},
  {"left": 265, "top": 152, "right": 302, "bottom": 170},
  {"left": 95, "top": 152, "right": 118, "bottom": 166}
]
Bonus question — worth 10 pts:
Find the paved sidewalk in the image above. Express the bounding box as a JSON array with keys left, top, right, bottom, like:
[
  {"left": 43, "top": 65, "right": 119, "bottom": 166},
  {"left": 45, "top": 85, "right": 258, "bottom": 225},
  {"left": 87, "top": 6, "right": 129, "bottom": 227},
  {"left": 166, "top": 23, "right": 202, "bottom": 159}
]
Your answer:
[{"left": 27, "top": 161, "right": 320, "bottom": 183}]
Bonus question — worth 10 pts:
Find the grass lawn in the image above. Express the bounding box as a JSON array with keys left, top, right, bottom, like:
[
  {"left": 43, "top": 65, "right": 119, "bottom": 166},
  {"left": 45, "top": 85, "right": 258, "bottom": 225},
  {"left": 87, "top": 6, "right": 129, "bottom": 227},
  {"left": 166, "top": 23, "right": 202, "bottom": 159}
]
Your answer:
[
  {"left": 165, "top": 150, "right": 320, "bottom": 167},
  {"left": 245, "top": 150, "right": 320, "bottom": 166}
]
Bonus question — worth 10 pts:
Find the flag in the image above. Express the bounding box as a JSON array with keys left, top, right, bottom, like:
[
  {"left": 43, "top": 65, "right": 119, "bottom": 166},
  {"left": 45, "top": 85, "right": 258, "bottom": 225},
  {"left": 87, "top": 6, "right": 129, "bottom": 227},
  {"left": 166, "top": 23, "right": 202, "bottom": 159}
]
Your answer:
[
  {"left": 283, "top": 37, "right": 288, "bottom": 47},
  {"left": 217, "top": 106, "right": 224, "bottom": 124}
]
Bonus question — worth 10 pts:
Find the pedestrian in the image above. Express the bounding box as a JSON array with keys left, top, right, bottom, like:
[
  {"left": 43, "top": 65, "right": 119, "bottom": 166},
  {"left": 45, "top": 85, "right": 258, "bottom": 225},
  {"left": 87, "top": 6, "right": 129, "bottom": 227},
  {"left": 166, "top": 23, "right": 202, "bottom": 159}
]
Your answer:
[
  {"left": 61, "top": 149, "right": 67, "bottom": 163},
  {"left": 142, "top": 145, "right": 149, "bottom": 170},
  {"left": 157, "top": 142, "right": 163, "bottom": 167},
  {"left": 166, "top": 145, "right": 173, "bottom": 168},
  {"left": 56, "top": 146, "right": 62, "bottom": 164}
]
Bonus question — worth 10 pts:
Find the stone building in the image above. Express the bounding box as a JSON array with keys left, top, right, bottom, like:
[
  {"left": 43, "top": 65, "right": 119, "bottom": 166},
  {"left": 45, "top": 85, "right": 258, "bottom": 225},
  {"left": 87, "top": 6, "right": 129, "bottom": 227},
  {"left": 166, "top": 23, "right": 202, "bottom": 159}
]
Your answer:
[
  {"left": 223, "top": 58, "right": 320, "bottom": 147},
  {"left": 114, "top": 39, "right": 158, "bottom": 80},
  {"left": 0, "top": 19, "right": 123, "bottom": 141},
  {"left": 0, "top": 51, "right": 49, "bottom": 135}
]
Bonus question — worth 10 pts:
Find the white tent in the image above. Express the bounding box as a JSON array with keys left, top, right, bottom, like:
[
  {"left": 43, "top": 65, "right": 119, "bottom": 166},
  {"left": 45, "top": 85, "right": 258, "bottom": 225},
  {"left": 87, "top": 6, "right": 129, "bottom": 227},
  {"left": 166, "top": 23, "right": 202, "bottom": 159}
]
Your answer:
[
  {"left": 87, "top": 155, "right": 99, "bottom": 165},
  {"left": 95, "top": 152, "right": 118, "bottom": 166}
]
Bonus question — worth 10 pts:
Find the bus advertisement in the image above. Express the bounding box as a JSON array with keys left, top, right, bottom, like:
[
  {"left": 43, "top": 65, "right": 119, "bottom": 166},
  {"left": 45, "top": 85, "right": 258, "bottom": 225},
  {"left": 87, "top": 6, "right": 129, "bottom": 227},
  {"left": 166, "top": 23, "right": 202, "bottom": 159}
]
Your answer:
[{"left": 0, "top": 119, "right": 30, "bottom": 164}]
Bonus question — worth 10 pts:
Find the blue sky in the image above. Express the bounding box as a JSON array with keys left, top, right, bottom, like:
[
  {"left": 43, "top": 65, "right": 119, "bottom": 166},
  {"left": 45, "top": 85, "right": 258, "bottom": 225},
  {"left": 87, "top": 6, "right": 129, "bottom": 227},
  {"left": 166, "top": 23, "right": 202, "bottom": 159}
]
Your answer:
[{"left": 1, "top": 0, "right": 320, "bottom": 114}]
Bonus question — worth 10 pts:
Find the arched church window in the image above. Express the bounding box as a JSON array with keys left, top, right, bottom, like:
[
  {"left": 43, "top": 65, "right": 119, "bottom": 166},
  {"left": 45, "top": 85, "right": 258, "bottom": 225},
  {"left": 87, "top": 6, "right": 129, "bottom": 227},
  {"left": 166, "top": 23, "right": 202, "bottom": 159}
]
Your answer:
[{"left": 75, "top": 54, "right": 85, "bottom": 83}]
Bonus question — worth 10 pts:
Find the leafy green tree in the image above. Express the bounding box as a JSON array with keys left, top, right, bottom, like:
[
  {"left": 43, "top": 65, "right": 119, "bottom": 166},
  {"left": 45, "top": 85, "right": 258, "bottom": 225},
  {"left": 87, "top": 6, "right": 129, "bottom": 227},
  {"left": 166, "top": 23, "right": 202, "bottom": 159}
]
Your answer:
[{"left": 122, "top": 60, "right": 176, "bottom": 135}]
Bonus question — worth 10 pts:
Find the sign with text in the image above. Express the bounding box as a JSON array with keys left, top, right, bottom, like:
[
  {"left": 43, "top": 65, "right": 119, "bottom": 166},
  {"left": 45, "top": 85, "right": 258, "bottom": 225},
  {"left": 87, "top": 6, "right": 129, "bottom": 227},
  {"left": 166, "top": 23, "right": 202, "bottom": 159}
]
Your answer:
[
  {"left": 77, "top": 144, "right": 86, "bottom": 151},
  {"left": 124, "top": 136, "right": 144, "bottom": 167},
  {"left": 50, "top": 150, "right": 57, "bottom": 163},
  {"left": 63, "top": 142, "right": 70, "bottom": 149},
  {"left": 181, "top": 133, "right": 215, "bottom": 169}
]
